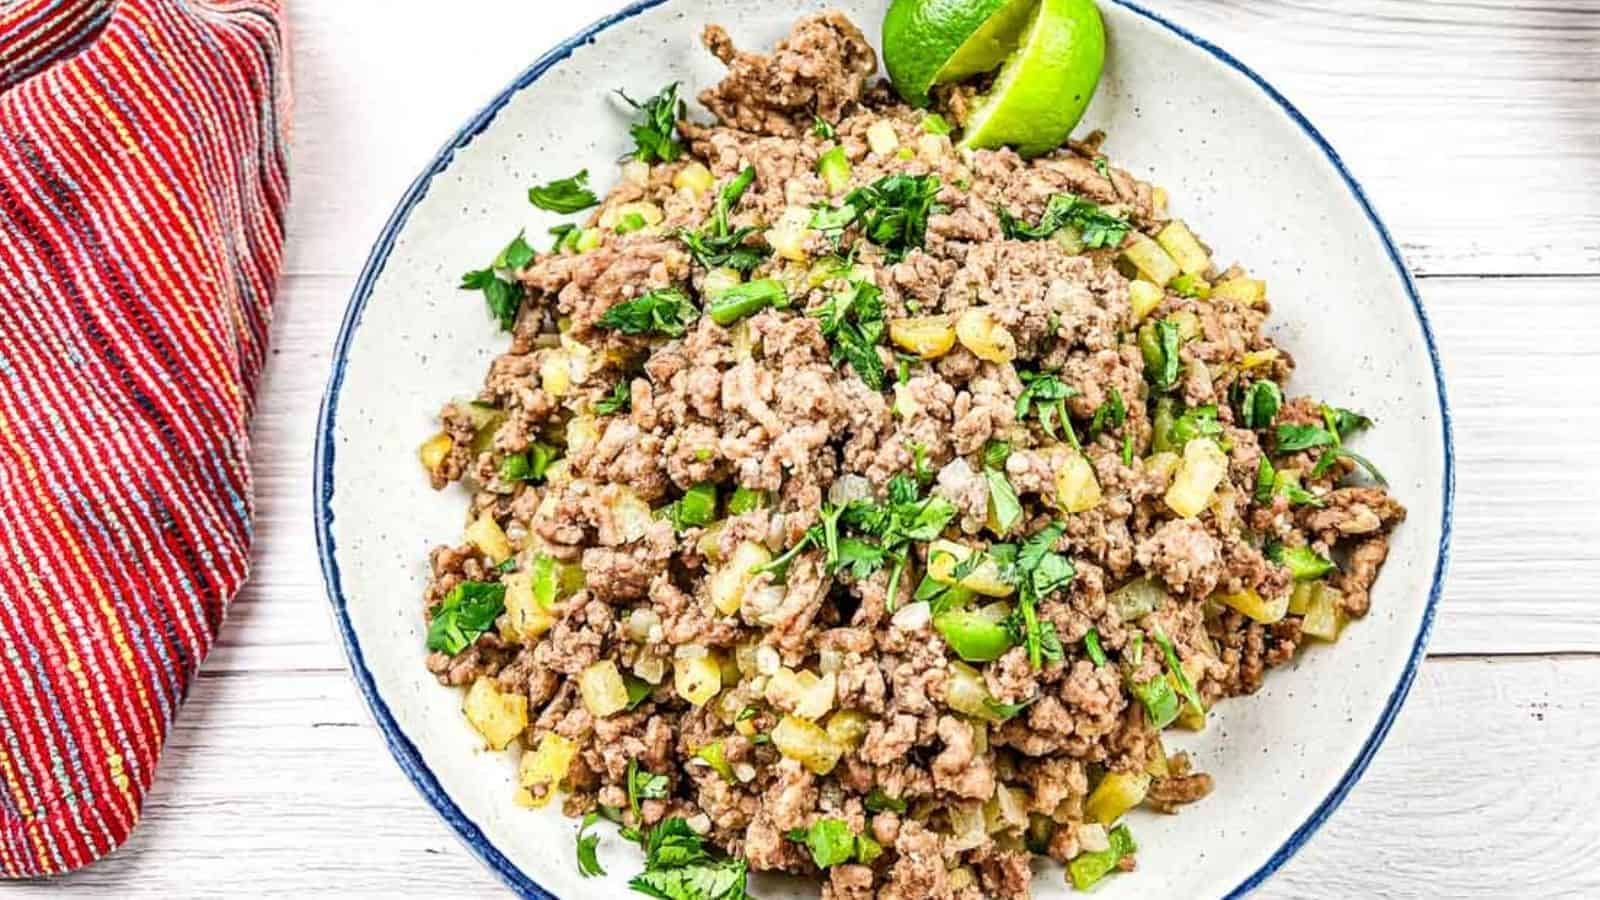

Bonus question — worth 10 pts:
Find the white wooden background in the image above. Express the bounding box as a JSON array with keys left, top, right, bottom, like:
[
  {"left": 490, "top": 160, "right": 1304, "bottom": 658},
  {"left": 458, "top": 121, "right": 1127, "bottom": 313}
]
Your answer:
[{"left": 7, "top": 0, "right": 1600, "bottom": 896}]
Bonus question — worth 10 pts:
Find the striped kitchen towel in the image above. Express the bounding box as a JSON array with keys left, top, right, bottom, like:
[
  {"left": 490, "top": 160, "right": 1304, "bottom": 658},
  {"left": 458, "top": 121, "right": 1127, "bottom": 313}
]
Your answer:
[{"left": 0, "top": 0, "right": 289, "bottom": 877}]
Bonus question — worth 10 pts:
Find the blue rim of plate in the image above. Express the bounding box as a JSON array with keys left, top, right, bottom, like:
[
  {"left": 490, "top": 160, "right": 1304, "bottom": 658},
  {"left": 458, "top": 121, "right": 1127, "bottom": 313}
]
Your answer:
[{"left": 313, "top": 1, "right": 1455, "bottom": 897}]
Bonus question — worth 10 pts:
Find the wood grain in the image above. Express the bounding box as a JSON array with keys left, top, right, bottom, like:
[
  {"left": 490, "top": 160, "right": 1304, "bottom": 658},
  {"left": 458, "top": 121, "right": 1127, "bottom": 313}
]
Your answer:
[
  {"left": 9, "top": 0, "right": 1596, "bottom": 896},
  {"left": 8, "top": 658, "right": 1592, "bottom": 897}
]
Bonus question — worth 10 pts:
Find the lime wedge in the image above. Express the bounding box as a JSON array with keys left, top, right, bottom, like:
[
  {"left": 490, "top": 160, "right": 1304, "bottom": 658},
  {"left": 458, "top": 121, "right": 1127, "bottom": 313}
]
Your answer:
[
  {"left": 956, "top": 0, "right": 1105, "bottom": 156},
  {"left": 883, "top": 0, "right": 1036, "bottom": 107}
]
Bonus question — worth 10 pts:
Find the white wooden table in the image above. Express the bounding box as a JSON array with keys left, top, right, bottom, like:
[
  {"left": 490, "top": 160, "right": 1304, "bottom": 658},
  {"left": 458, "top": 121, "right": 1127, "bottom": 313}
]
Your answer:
[{"left": 9, "top": 1, "right": 1599, "bottom": 896}]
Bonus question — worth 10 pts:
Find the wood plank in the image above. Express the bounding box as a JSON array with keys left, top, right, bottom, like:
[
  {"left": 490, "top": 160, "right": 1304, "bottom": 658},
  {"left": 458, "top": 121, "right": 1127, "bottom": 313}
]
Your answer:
[
  {"left": 237, "top": 272, "right": 1600, "bottom": 663},
  {"left": 279, "top": 0, "right": 1600, "bottom": 279},
  {"left": 11, "top": 657, "right": 1591, "bottom": 896}
]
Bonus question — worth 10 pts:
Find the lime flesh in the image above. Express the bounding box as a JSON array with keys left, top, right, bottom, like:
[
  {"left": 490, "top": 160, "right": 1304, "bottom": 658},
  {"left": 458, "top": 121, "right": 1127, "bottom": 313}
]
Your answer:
[
  {"left": 956, "top": 0, "right": 1106, "bottom": 157},
  {"left": 933, "top": 0, "right": 1037, "bottom": 84}
]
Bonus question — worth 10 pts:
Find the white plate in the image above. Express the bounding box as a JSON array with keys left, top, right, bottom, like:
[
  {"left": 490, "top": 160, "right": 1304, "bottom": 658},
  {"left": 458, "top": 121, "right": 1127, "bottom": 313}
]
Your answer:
[{"left": 314, "top": 2, "right": 1454, "bottom": 897}]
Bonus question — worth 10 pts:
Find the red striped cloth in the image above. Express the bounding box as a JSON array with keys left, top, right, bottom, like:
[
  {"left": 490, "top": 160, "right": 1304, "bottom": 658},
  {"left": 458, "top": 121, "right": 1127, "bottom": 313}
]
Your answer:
[{"left": 0, "top": 0, "right": 289, "bottom": 876}]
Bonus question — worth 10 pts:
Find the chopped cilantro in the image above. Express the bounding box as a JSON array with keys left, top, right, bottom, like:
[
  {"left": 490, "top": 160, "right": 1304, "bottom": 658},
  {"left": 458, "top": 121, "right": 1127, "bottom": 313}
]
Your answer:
[
  {"left": 785, "top": 818, "right": 861, "bottom": 869},
  {"left": 997, "top": 193, "right": 1131, "bottom": 248},
  {"left": 813, "top": 278, "right": 888, "bottom": 389},
  {"left": 679, "top": 166, "right": 770, "bottom": 274},
  {"left": 810, "top": 173, "right": 943, "bottom": 261},
  {"left": 864, "top": 788, "right": 907, "bottom": 815},
  {"left": 812, "top": 116, "right": 836, "bottom": 139},
  {"left": 424, "top": 581, "right": 506, "bottom": 655},
  {"left": 1088, "top": 387, "right": 1127, "bottom": 438},
  {"left": 459, "top": 232, "right": 535, "bottom": 331},
  {"left": 528, "top": 170, "right": 599, "bottom": 213},
  {"left": 595, "top": 380, "right": 632, "bottom": 416},
  {"left": 1237, "top": 379, "right": 1284, "bottom": 430},
  {"left": 1084, "top": 627, "right": 1107, "bottom": 667},
  {"left": 628, "top": 816, "right": 749, "bottom": 900},
  {"left": 1140, "top": 318, "right": 1183, "bottom": 392},
  {"left": 617, "top": 83, "right": 684, "bottom": 164},
  {"left": 1015, "top": 370, "right": 1079, "bottom": 442},
  {"left": 576, "top": 811, "right": 606, "bottom": 878},
  {"left": 597, "top": 287, "right": 699, "bottom": 337},
  {"left": 1275, "top": 422, "right": 1338, "bottom": 454}
]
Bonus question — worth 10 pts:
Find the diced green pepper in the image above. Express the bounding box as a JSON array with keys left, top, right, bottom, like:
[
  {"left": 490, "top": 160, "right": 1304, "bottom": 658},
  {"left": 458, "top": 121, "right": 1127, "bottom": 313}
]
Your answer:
[
  {"left": 1068, "top": 824, "right": 1137, "bottom": 891},
  {"left": 934, "top": 608, "right": 1015, "bottom": 662},
  {"left": 728, "top": 486, "right": 771, "bottom": 515},
  {"left": 1269, "top": 543, "right": 1335, "bottom": 580},
  {"left": 694, "top": 740, "right": 736, "bottom": 783},
  {"left": 708, "top": 279, "right": 788, "bottom": 326}
]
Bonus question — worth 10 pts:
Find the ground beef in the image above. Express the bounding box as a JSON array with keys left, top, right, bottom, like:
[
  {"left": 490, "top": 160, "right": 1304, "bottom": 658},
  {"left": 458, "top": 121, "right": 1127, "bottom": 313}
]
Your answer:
[{"left": 418, "top": 11, "right": 1407, "bottom": 899}]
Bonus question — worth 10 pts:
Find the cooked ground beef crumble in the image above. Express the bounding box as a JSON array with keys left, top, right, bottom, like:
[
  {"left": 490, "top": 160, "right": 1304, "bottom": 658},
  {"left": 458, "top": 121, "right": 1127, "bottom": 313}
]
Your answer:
[{"left": 418, "top": 11, "right": 1405, "bottom": 898}]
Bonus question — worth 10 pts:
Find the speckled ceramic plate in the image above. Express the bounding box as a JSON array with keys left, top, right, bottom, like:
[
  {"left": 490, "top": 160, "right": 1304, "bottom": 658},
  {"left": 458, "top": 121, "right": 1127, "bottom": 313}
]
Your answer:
[{"left": 314, "top": 2, "right": 1453, "bottom": 897}]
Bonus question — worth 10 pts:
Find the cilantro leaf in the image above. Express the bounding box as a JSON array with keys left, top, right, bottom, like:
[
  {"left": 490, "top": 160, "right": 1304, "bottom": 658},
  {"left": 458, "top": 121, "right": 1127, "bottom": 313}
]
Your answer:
[
  {"left": 626, "top": 759, "right": 669, "bottom": 821},
  {"left": 1152, "top": 628, "right": 1205, "bottom": 719},
  {"left": 460, "top": 231, "right": 536, "bottom": 331},
  {"left": 1084, "top": 627, "right": 1108, "bottom": 667},
  {"left": 595, "top": 380, "right": 632, "bottom": 416},
  {"left": 629, "top": 817, "right": 750, "bottom": 900},
  {"left": 786, "top": 818, "right": 858, "bottom": 869},
  {"left": 679, "top": 166, "right": 770, "bottom": 274},
  {"left": 813, "top": 279, "right": 887, "bottom": 389},
  {"left": 577, "top": 811, "right": 606, "bottom": 878},
  {"left": 1237, "top": 379, "right": 1283, "bottom": 430},
  {"left": 812, "top": 116, "right": 836, "bottom": 139},
  {"left": 425, "top": 581, "right": 506, "bottom": 655},
  {"left": 1275, "top": 423, "right": 1337, "bottom": 453},
  {"left": 997, "top": 193, "right": 1132, "bottom": 248},
  {"left": 597, "top": 288, "right": 699, "bottom": 337},
  {"left": 529, "top": 170, "right": 599, "bottom": 213},
  {"left": 1141, "top": 319, "right": 1183, "bottom": 392},
  {"left": 1015, "top": 370, "right": 1080, "bottom": 441},
  {"left": 811, "top": 173, "right": 942, "bottom": 261},
  {"left": 1088, "top": 387, "right": 1127, "bottom": 438},
  {"left": 1313, "top": 447, "right": 1389, "bottom": 485},
  {"left": 1169, "top": 404, "right": 1224, "bottom": 447},
  {"left": 835, "top": 537, "right": 888, "bottom": 579},
  {"left": 864, "top": 788, "right": 907, "bottom": 814},
  {"left": 618, "top": 83, "right": 684, "bottom": 164},
  {"left": 1322, "top": 404, "right": 1373, "bottom": 442},
  {"left": 984, "top": 695, "right": 1036, "bottom": 721}
]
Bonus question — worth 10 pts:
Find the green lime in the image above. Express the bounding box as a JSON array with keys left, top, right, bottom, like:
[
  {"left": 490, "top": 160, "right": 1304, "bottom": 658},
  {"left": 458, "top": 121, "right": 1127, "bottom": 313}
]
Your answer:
[
  {"left": 882, "top": 0, "right": 1037, "bottom": 107},
  {"left": 957, "top": 0, "right": 1105, "bottom": 156}
]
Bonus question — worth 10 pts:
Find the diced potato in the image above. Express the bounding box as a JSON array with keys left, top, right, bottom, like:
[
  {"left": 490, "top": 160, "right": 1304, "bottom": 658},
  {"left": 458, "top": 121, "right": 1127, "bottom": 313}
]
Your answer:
[
  {"left": 1156, "top": 220, "right": 1211, "bottom": 276},
  {"left": 607, "top": 485, "right": 654, "bottom": 544},
  {"left": 1152, "top": 186, "right": 1169, "bottom": 214},
  {"left": 825, "top": 710, "right": 870, "bottom": 750},
  {"left": 1145, "top": 735, "right": 1171, "bottom": 777},
  {"left": 866, "top": 120, "right": 900, "bottom": 155},
  {"left": 1053, "top": 225, "right": 1086, "bottom": 255},
  {"left": 695, "top": 521, "right": 728, "bottom": 563},
  {"left": 465, "top": 513, "right": 513, "bottom": 564},
  {"left": 1085, "top": 771, "right": 1151, "bottom": 825},
  {"left": 892, "top": 383, "right": 922, "bottom": 419},
  {"left": 1240, "top": 348, "right": 1281, "bottom": 370},
  {"left": 540, "top": 349, "right": 572, "bottom": 398},
  {"left": 1108, "top": 577, "right": 1167, "bottom": 621},
  {"left": 463, "top": 678, "right": 528, "bottom": 751},
  {"left": 702, "top": 266, "right": 743, "bottom": 298},
  {"left": 926, "top": 540, "right": 1015, "bottom": 598},
  {"left": 1213, "top": 277, "right": 1266, "bottom": 306},
  {"left": 1165, "top": 439, "right": 1228, "bottom": 519},
  {"left": 768, "top": 206, "right": 814, "bottom": 262},
  {"left": 674, "top": 161, "right": 714, "bottom": 197},
  {"left": 944, "top": 661, "right": 1006, "bottom": 723},
  {"left": 1143, "top": 450, "right": 1181, "bottom": 482},
  {"left": 564, "top": 418, "right": 599, "bottom": 457},
  {"left": 1121, "top": 234, "right": 1181, "bottom": 287},
  {"left": 502, "top": 571, "right": 556, "bottom": 641},
  {"left": 985, "top": 783, "right": 1029, "bottom": 834},
  {"left": 889, "top": 315, "right": 958, "bottom": 359},
  {"left": 1300, "top": 583, "right": 1347, "bottom": 641},
  {"left": 1287, "top": 580, "right": 1317, "bottom": 616},
  {"left": 1128, "top": 280, "right": 1164, "bottom": 323},
  {"left": 707, "top": 541, "right": 773, "bottom": 615},
  {"left": 1170, "top": 309, "right": 1202, "bottom": 342},
  {"left": 1217, "top": 587, "right": 1290, "bottom": 624},
  {"left": 674, "top": 651, "right": 722, "bottom": 707},
  {"left": 917, "top": 133, "right": 949, "bottom": 161},
  {"left": 1055, "top": 452, "right": 1103, "bottom": 514},
  {"left": 954, "top": 307, "right": 1017, "bottom": 363},
  {"left": 765, "top": 668, "right": 837, "bottom": 720},
  {"left": 517, "top": 733, "right": 578, "bottom": 807},
  {"left": 579, "top": 660, "right": 629, "bottom": 717},
  {"left": 419, "top": 431, "right": 453, "bottom": 475},
  {"left": 772, "top": 715, "right": 843, "bottom": 775}
]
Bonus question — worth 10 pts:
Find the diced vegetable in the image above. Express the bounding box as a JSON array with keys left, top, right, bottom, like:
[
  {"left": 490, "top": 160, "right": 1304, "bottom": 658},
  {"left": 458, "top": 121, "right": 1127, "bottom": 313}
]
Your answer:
[
  {"left": 1055, "top": 452, "right": 1103, "bottom": 514},
  {"left": 694, "top": 740, "right": 736, "bottom": 783},
  {"left": 817, "top": 146, "right": 853, "bottom": 194},
  {"left": 502, "top": 570, "right": 555, "bottom": 641},
  {"left": 464, "top": 513, "right": 513, "bottom": 565},
  {"left": 1170, "top": 273, "right": 1211, "bottom": 299},
  {"left": 727, "top": 486, "right": 770, "bottom": 515},
  {"left": 1165, "top": 438, "right": 1228, "bottom": 519},
  {"left": 464, "top": 403, "right": 506, "bottom": 454},
  {"left": 419, "top": 432, "right": 453, "bottom": 475},
  {"left": 1169, "top": 309, "right": 1201, "bottom": 342},
  {"left": 574, "top": 227, "right": 603, "bottom": 252},
  {"left": 764, "top": 668, "right": 837, "bottom": 720},
  {"left": 701, "top": 266, "right": 743, "bottom": 299},
  {"left": 1121, "top": 233, "right": 1180, "bottom": 286},
  {"left": 917, "top": 133, "right": 948, "bottom": 161},
  {"left": 529, "top": 553, "right": 585, "bottom": 609},
  {"left": 579, "top": 660, "right": 629, "bottom": 717},
  {"left": 934, "top": 608, "right": 1015, "bottom": 662},
  {"left": 1068, "top": 824, "right": 1137, "bottom": 891},
  {"left": 772, "top": 715, "right": 844, "bottom": 775},
  {"left": 708, "top": 278, "right": 787, "bottom": 326},
  {"left": 1128, "top": 280, "right": 1164, "bottom": 322},
  {"left": 954, "top": 307, "right": 1017, "bottom": 363},
  {"left": 1156, "top": 220, "right": 1211, "bottom": 276},
  {"left": 866, "top": 120, "right": 900, "bottom": 155},
  {"left": 600, "top": 200, "right": 664, "bottom": 232},
  {"left": 707, "top": 541, "right": 773, "bottom": 615},
  {"left": 1217, "top": 587, "right": 1290, "bottom": 624},
  {"left": 1212, "top": 277, "right": 1266, "bottom": 306},
  {"left": 462, "top": 677, "right": 528, "bottom": 751},
  {"left": 673, "top": 650, "right": 722, "bottom": 707},
  {"left": 984, "top": 783, "right": 1029, "bottom": 834},
  {"left": 611, "top": 486, "right": 654, "bottom": 543},
  {"left": 824, "top": 710, "right": 870, "bottom": 750},
  {"left": 1108, "top": 577, "right": 1167, "bottom": 621},
  {"left": 943, "top": 660, "right": 1007, "bottom": 723},
  {"left": 768, "top": 206, "right": 814, "bottom": 262},
  {"left": 516, "top": 733, "right": 578, "bottom": 808},
  {"left": 1240, "top": 348, "right": 1281, "bottom": 370},
  {"left": 1085, "top": 771, "right": 1151, "bottom": 825},
  {"left": 889, "top": 314, "right": 957, "bottom": 359},
  {"left": 564, "top": 415, "right": 599, "bottom": 454},
  {"left": 1299, "top": 583, "right": 1347, "bottom": 641},
  {"left": 926, "top": 540, "right": 1015, "bottom": 598},
  {"left": 673, "top": 161, "right": 714, "bottom": 197},
  {"left": 1127, "top": 667, "right": 1181, "bottom": 729},
  {"left": 1273, "top": 543, "right": 1335, "bottom": 580}
]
